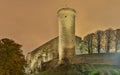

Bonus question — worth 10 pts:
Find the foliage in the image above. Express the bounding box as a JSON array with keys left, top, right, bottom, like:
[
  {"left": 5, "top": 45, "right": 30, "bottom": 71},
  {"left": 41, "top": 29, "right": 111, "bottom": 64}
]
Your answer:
[
  {"left": 82, "top": 28, "right": 120, "bottom": 54},
  {"left": 31, "top": 64, "right": 120, "bottom": 75},
  {"left": 114, "top": 29, "right": 120, "bottom": 52},
  {"left": 84, "top": 33, "right": 95, "bottom": 54},
  {"left": 31, "top": 71, "right": 62, "bottom": 75},
  {"left": 104, "top": 28, "right": 114, "bottom": 53},
  {"left": 0, "top": 38, "right": 25, "bottom": 75},
  {"left": 73, "top": 64, "right": 120, "bottom": 75},
  {"left": 79, "top": 42, "right": 88, "bottom": 54},
  {"left": 94, "top": 30, "right": 104, "bottom": 53}
]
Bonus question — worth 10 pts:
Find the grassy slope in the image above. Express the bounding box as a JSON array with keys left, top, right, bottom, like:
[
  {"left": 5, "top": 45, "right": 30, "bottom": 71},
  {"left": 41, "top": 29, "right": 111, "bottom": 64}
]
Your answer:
[{"left": 32, "top": 64, "right": 120, "bottom": 75}]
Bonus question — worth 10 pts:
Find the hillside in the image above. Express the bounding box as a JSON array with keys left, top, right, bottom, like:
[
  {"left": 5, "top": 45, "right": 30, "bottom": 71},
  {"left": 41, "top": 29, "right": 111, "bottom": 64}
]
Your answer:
[
  {"left": 29, "top": 53, "right": 120, "bottom": 75},
  {"left": 31, "top": 64, "right": 120, "bottom": 75}
]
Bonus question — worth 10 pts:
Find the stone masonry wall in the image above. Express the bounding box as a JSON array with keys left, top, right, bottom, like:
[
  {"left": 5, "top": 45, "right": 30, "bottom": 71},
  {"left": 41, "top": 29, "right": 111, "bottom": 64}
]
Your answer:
[{"left": 71, "top": 53, "right": 120, "bottom": 65}]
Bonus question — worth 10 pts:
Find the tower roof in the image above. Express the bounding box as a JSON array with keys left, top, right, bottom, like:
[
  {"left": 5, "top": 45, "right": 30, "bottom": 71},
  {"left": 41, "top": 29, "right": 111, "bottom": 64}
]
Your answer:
[{"left": 57, "top": 7, "right": 76, "bottom": 14}]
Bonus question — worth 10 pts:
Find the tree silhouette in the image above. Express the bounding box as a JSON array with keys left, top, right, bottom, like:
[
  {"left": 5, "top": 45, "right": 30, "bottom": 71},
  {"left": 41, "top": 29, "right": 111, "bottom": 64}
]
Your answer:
[
  {"left": 79, "top": 41, "right": 88, "bottom": 54},
  {"left": 84, "top": 33, "right": 95, "bottom": 54},
  {"left": 95, "top": 30, "right": 103, "bottom": 53},
  {"left": 104, "top": 28, "right": 114, "bottom": 53},
  {"left": 114, "top": 29, "right": 120, "bottom": 52},
  {"left": 0, "top": 38, "right": 25, "bottom": 75}
]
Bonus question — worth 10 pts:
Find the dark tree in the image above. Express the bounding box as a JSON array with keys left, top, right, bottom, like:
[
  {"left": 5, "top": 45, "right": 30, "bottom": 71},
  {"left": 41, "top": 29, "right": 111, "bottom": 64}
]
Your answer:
[
  {"left": 84, "top": 35, "right": 90, "bottom": 54},
  {"left": 104, "top": 28, "right": 114, "bottom": 53},
  {"left": 84, "top": 33, "right": 95, "bottom": 54},
  {"left": 0, "top": 38, "right": 25, "bottom": 75},
  {"left": 114, "top": 29, "right": 120, "bottom": 52},
  {"left": 95, "top": 30, "right": 103, "bottom": 53}
]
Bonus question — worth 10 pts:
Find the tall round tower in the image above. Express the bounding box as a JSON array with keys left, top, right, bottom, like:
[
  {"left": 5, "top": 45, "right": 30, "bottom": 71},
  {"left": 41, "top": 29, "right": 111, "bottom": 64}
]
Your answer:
[{"left": 57, "top": 8, "right": 76, "bottom": 63}]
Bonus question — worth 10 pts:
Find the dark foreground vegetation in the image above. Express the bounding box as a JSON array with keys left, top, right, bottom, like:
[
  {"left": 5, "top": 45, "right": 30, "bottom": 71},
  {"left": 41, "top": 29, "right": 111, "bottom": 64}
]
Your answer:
[
  {"left": 32, "top": 64, "right": 120, "bottom": 75},
  {"left": 0, "top": 38, "right": 25, "bottom": 75}
]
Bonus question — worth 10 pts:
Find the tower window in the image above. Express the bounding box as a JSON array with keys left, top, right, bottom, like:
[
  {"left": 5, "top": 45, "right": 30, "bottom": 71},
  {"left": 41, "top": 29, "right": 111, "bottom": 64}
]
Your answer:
[{"left": 65, "top": 16, "right": 67, "bottom": 18}]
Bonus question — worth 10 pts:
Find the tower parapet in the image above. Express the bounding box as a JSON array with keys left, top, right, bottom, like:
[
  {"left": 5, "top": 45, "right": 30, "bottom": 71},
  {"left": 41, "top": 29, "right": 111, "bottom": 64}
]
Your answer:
[{"left": 58, "top": 7, "right": 76, "bottom": 63}]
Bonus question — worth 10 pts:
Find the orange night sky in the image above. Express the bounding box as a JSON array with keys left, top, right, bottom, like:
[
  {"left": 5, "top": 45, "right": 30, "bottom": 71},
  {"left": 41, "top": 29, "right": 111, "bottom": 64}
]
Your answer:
[{"left": 0, "top": 0, "right": 120, "bottom": 55}]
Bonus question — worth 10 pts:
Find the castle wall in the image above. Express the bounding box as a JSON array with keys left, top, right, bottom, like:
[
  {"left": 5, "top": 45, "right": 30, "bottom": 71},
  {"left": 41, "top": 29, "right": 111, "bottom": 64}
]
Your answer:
[
  {"left": 71, "top": 53, "right": 120, "bottom": 65},
  {"left": 26, "top": 36, "right": 82, "bottom": 73},
  {"left": 26, "top": 37, "right": 58, "bottom": 73}
]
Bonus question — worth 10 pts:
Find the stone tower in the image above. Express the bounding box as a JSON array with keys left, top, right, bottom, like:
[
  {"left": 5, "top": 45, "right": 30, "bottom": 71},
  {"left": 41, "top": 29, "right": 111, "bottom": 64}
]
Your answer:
[{"left": 57, "top": 8, "right": 76, "bottom": 63}]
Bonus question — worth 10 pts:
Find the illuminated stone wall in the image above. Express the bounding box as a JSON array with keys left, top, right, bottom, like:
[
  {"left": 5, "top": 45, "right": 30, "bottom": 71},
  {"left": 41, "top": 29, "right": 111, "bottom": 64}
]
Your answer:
[
  {"left": 71, "top": 53, "right": 120, "bottom": 65},
  {"left": 26, "top": 36, "right": 81, "bottom": 73},
  {"left": 58, "top": 8, "right": 76, "bottom": 62}
]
